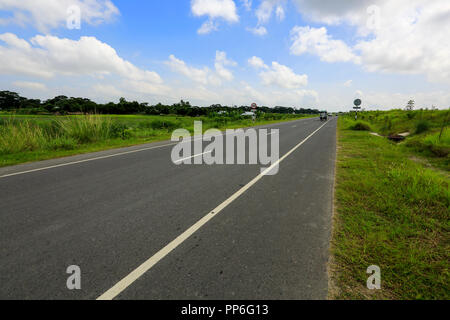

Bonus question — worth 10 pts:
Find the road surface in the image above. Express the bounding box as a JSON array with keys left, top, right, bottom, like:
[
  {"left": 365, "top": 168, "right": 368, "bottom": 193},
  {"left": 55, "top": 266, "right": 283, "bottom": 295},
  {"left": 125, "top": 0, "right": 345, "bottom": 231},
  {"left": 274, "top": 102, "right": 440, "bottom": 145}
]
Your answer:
[{"left": 0, "top": 117, "right": 337, "bottom": 300}]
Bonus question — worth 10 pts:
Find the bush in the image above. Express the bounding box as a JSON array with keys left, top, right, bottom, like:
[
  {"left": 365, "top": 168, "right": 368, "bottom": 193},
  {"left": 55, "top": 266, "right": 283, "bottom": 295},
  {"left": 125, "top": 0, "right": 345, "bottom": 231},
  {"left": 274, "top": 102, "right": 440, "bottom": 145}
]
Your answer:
[
  {"left": 55, "top": 116, "right": 117, "bottom": 143},
  {"left": 380, "top": 116, "right": 393, "bottom": 133},
  {"left": 44, "top": 137, "right": 77, "bottom": 151},
  {"left": 149, "top": 119, "right": 180, "bottom": 130},
  {"left": 349, "top": 121, "right": 371, "bottom": 131},
  {"left": 423, "top": 130, "right": 450, "bottom": 157},
  {"left": 406, "top": 112, "right": 416, "bottom": 120},
  {"left": 110, "top": 122, "right": 132, "bottom": 139},
  {"left": 415, "top": 120, "right": 431, "bottom": 134},
  {"left": 405, "top": 130, "right": 450, "bottom": 158},
  {"left": 0, "top": 120, "right": 47, "bottom": 154}
]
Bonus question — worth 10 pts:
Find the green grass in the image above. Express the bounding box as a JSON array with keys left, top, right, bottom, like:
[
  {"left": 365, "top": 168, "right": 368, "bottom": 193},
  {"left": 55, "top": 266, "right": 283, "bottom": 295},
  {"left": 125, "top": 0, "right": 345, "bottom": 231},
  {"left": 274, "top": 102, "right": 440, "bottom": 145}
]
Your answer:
[
  {"left": 353, "top": 109, "right": 449, "bottom": 171},
  {"left": 348, "top": 121, "right": 372, "bottom": 131},
  {"left": 0, "top": 113, "right": 315, "bottom": 167},
  {"left": 330, "top": 117, "right": 449, "bottom": 300},
  {"left": 356, "top": 109, "right": 448, "bottom": 136}
]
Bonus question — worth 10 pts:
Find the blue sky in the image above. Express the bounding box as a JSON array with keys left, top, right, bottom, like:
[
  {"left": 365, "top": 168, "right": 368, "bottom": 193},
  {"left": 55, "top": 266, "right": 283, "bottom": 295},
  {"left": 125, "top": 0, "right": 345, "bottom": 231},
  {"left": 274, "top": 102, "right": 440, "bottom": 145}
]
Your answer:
[{"left": 0, "top": 0, "right": 449, "bottom": 111}]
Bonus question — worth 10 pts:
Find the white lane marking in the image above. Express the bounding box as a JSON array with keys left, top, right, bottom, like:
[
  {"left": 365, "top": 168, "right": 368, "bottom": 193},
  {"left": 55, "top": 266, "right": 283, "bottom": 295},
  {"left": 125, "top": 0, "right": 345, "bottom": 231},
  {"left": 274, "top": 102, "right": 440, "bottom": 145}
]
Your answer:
[
  {"left": 0, "top": 118, "right": 313, "bottom": 179},
  {"left": 0, "top": 135, "right": 222, "bottom": 179},
  {"left": 0, "top": 143, "right": 179, "bottom": 179},
  {"left": 97, "top": 121, "right": 329, "bottom": 300},
  {"left": 173, "top": 151, "right": 213, "bottom": 164}
]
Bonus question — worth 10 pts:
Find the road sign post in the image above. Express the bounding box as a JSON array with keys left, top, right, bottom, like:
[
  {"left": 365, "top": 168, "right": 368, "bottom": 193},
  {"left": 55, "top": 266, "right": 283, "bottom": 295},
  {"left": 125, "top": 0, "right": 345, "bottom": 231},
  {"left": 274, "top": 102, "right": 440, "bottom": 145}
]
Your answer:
[
  {"left": 251, "top": 103, "right": 257, "bottom": 122},
  {"left": 353, "top": 99, "right": 362, "bottom": 120}
]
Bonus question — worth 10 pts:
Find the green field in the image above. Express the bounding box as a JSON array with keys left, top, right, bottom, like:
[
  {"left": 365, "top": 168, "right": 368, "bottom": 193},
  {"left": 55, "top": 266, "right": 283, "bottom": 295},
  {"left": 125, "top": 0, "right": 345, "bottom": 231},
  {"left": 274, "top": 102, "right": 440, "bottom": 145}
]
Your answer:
[
  {"left": 0, "top": 113, "right": 314, "bottom": 167},
  {"left": 330, "top": 113, "right": 449, "bottom": 300}
]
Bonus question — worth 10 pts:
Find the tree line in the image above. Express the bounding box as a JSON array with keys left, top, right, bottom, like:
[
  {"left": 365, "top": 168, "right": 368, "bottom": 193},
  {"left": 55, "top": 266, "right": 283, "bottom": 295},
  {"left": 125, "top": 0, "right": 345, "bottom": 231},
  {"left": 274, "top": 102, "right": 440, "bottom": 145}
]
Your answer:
[{"left": 0, "top": 91, "right": 321, "bottom": 116}]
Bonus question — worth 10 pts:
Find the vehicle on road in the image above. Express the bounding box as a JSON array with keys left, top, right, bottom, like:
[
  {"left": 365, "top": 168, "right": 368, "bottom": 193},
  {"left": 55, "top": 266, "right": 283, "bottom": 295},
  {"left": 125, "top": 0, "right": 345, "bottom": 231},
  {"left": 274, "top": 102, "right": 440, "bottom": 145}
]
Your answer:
[{"left": 320, "top": 112, "right": 328, "bottom": 121}]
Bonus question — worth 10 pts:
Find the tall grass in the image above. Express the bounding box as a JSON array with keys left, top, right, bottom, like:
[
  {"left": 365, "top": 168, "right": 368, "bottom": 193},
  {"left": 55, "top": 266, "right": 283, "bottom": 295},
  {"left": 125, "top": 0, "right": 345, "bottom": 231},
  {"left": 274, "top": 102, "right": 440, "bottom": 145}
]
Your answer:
[
  {"left": 0, "top": 120, "right": 47, "bottom": 154},
  {"left": 56, "top": 115, "right": 118, "bottom": 143},
  {"left": 422, "top": 130, "right": 450, "bottom": 157},
  {"left": 0, "top": 115, "right": 125, "bottom": 155},
  {"left": 349, "top": 121, "right": 371, "bottom": 131},
  {"left": 415, "top": 120, "right": 431, "bottom": 134}
]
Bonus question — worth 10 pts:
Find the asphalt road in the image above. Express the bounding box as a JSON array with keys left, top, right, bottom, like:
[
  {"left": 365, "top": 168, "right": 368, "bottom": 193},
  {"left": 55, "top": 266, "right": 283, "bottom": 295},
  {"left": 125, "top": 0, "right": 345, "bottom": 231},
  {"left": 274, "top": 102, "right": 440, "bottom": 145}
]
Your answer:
[{"left": 0, "top": 116, "right": 337, "bottom": 300}]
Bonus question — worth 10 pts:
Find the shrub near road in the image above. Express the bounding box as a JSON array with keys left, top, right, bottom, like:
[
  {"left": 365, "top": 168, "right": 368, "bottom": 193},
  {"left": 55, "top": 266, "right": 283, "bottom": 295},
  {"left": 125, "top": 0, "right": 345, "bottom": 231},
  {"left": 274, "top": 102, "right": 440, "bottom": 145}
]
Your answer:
[{"left": 331, "top": 116, "right": 449, "bottom": 300}]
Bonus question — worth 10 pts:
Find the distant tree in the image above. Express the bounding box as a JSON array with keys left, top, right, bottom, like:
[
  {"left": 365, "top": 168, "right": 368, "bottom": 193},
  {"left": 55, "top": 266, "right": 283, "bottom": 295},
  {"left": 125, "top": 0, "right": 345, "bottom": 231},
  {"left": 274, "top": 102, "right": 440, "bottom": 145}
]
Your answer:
[
  {"left": 406, "top": 100, "right": 415, "bottom": 111},
  {"left": 1, "top": 90, "right": 326, "bottom": 116},
  {"left": 0, "top": 91, "right": 22, "bottom": 110}
]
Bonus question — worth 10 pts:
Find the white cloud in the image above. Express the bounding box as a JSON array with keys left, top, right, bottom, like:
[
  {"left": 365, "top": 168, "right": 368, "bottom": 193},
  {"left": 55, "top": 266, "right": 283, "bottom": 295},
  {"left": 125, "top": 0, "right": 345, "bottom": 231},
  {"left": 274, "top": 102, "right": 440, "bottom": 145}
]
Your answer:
[
  {"left": 354, "top": 1, "right": 450, "bottom": 83},
  {"left": 0, "top": 0, "right": 119, "bottom": 32},
  {"left": 275, "top": 6, "right": 285, "bottom": 21},
  {"left": 191, "top": 0, "right": 239, "bottom": 34},
  {"left": 0, "top": 33, "right": 162, "bottom": 85},
  {"left": 255, "top": 1, "right": 273, "bottom": 24},
  {"left": 166, "top": 54, "right": 211, "bottom": 85},
  {"left": 249, "top": 57, "right": 308, "bottom": 88},
  {"left": 246, "top": 0, "right": 285, "bottom": 36},
  {"left": 260, "top": 62, "right": 308, "bottom": 88},
  {"left": 197, "top": 20, "right": 219, "bottom": 34},
  {"left": 215, "top": 51, "right": 237, "bottom": 81},
  {"left": 246, "top": 26, "right": 267, "bottom": 36},
  {"left": 354, "top": 90, "right": 364, "bottom": 98},
  {"left": 343, "top": 80, "right": 353, "bottom": 87},
  {"left": 166, "top": 51, "right": 236, "bottom": 85},
  {"left": 13, "top": 81, "right": 47, "bottom": 91},
  {"left": 238, "top": 82, "right": 318, "bottom": 106},
  {"left": 248, "top": 56, "right": 268, "bottom": 69},
  {"left": 254, "top": 0, "right": 287, "bottom": 23},
  {"left": 191, "top": 0, "right": 239, "bottom": 21},
  {"left": 290, "top": 26, "right": 360, "bottom": 63},
  {"left": 92, "top": 84, "right": 124, "bottom": 98},
  {"left": 122, "top": 80, "right": 171, "bottom": 96},
  {"left": 241, "top": 0, "right": 252, "bottom": 11},
  {"left": 291, "top": 0, "right": 450, "bottom": 84}
]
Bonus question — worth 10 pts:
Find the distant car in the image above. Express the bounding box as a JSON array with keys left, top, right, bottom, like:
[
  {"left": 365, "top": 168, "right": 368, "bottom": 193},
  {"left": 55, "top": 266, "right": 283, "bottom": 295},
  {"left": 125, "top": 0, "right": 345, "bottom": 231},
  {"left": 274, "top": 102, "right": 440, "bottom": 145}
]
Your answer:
[{"left": 320, "top": 112, "right": 328, "bottom": 121}]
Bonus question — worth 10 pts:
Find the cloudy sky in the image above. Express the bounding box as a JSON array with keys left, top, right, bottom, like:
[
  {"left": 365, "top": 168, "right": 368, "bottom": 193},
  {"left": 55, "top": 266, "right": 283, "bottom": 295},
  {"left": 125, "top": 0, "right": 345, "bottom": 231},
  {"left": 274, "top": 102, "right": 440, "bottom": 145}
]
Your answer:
[{"left": 0, "top": 0, "right": 449, "bottom": 111}]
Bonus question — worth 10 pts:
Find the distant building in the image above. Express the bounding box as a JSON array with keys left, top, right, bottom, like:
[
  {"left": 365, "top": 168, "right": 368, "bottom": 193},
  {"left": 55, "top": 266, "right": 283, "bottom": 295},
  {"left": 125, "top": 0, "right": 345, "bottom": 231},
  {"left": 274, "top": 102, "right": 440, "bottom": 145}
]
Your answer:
[{"left": 241, "top": 111, "right": 255, "bottom": 116}]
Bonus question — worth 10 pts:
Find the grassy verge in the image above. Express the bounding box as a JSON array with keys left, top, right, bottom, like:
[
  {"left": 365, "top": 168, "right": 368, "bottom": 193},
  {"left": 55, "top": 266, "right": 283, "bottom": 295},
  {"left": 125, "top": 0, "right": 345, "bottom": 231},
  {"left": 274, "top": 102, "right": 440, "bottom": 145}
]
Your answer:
[
  {"left": 330, "top": 116, "right": 449, "bottom": 300},
  {"left": 0, "top": 113, "right": 314, "bottom": 167},
  {"left": 353, "top": 109, "right": 449, "bottom": 171}
]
